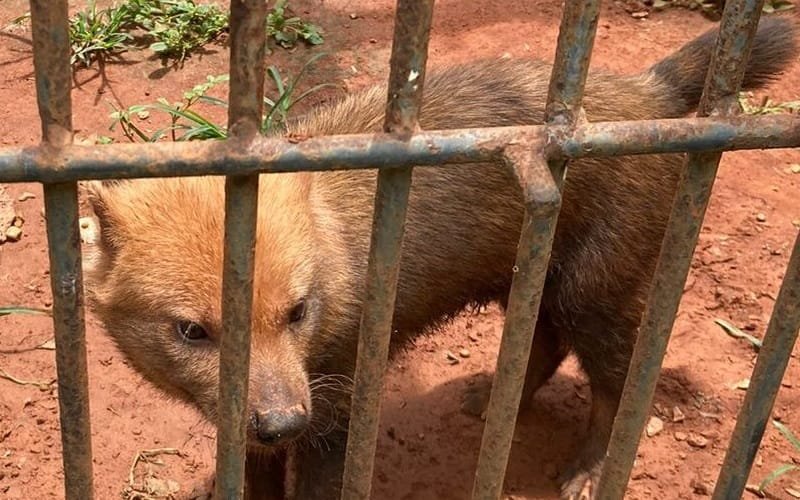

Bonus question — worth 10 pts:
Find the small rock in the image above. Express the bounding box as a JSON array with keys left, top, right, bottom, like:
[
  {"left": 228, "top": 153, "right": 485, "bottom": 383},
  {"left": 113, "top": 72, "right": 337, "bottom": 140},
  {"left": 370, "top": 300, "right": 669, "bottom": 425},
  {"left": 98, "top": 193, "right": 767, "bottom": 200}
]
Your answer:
[
  {"left": 646, "top": 416, "right": 664, "bottom": 437},
  {"left": 445, "top": 351, "right": 460, "bottom": 365},
  {"left": 688, "top": 434, "right": 709, "bottom": 448},
  {"left": 5, "top": 226, "right": 22, "bottom": 241},
  {"left": 691, "top": 477, "right": 713, "bottom": 496},
  {"left": 630, "top": 10, "right": 649, "bottom": 18},
  {"left": 17, "top": 192, "right": 35, "bottom": 202},
  {"left": 468, "top": 332, "right": 479, "bottom": 342},
  {"left": 756, "top": 213, "right": 767, "bottom": 223},
  {"left": 791, "top": 164, "right": 800, "bottom": 174},
  {"left": 417, "top": 433, "right": 425, "bottom": 440},
  {"left": 672, "top": 406, "right": 685, "bottom": 423},
  {"left": 459, "top": 348, "right": 471, "bottom": 358},
  {"left": 674, "top": 431, "right": 688, "bottom": 442},
  {"left": 12, "top": 215, "right": 23, "bottom": 227},
  {"left": 349, "top": 13, "right": 358, "bottom": 19},
  {"left": 700, "top": 429, "right": 719, "bottom": 440},
  {"left": 369, "top": 38, "right": 377, "bottom": 43}
]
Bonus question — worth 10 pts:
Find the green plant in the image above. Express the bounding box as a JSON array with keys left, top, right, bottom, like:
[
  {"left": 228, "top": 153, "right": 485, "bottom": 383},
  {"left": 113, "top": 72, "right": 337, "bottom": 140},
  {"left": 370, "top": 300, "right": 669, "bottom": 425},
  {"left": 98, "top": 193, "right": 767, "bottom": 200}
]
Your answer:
[
  {"left": 126, "top": 0, "right": 229, "bottom": 60},
  {"left": 109, "top": 54, "right": 334, "bottom": 142},
  {"left": 754, "top": 420, "right": 800, "bottom": 496},
  {"left": 35, "top": 0, "right": 324, "bottom": 68},
  {"left": 69, "top": 1, "right": 135, "bottom": 67},
  {"left": 267, "top": 0, "right": 323, "bottom": 48}
]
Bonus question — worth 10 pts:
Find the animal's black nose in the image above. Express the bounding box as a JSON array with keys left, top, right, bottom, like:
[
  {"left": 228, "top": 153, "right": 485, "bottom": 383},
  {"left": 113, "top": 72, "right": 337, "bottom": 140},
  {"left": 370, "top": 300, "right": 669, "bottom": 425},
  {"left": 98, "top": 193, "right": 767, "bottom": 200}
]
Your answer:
[{"left": 253, "top": 405, "right": 308, "bottom": 445}]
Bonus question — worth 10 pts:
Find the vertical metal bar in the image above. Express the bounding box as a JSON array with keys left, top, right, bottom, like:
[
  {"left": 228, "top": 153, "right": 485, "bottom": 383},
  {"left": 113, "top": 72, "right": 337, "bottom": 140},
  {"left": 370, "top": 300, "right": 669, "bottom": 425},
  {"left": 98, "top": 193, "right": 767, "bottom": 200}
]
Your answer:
[
  {"left": 341, "top": 1, "right": 435, "bottom": 499},
  {"left": 597, "top": 1, "right": 767, "bottom": 497},
  {"left": 471, "top": 5, "right": 599, "bottom": 498},
  {"left": 29, "top": 1, "right": 94, "bottom": 499},
  {"left": 712, "top": 232, "right": 800, "bottom": 500},
  {"left": 214, "top": 0, "right": 267, "bottom": 498},
  {"left": 544, "top": 0, "right": 601, "bottom": 126},
  {"left": 470, "top": 147, "right": 562, "bottom": 500}
]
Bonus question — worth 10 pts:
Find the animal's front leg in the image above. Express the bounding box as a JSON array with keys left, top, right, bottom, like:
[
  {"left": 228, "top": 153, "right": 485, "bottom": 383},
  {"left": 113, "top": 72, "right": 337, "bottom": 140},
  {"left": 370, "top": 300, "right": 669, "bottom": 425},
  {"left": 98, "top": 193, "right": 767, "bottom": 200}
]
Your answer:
[
  {"left": 244, "top": 448, "right": 288, "bottom": 500},
  {"left": 286, "top": 433, "right": 347, "bottom": 500}
]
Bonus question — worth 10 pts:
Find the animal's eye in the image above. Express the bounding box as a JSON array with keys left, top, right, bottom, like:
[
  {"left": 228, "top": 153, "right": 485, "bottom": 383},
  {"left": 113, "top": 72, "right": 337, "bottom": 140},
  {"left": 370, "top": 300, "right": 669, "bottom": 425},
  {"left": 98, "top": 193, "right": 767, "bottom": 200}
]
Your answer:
[
  {"left": 176, "top": 321, "right": 208, "bottom": 342},
  {"left": 288, "top": 299, "right": 307, "bottom": 324}
]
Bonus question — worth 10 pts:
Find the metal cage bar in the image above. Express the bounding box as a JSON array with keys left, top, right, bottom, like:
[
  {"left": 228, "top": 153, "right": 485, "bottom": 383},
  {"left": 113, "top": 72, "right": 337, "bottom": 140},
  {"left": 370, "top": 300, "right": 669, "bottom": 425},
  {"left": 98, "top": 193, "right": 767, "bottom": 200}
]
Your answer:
[
  {"left": 8, "top": 0, "right": 800, "bottom": 498},
  {"left": 341, "top": 1, "right": 435, "bottom": 498},
  {"left": 214, "top": 1, "right": 269, "bottom": 499},
  {"left": 471, "top": 2, "right": 600, "bottom": 498},
  {"left": 470, "top": 147, "right": 562, "bottom": 499},
  {"left": 29, "top": 1, "right": 95, "bottom": 499},
  {"left": 2, "top": 115, "right": 797, "bottom": 183},
  {"left": 597, "top": 0, "right": 770, "bottom": 496},
  {"left": 712, "top": 232, "right": 800, "bottom": 499}
]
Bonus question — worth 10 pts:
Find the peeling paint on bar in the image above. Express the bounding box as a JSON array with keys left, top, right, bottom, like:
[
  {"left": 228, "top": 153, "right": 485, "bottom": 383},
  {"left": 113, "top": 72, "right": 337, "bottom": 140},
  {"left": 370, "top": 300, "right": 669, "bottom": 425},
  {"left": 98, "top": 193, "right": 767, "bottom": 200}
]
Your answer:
[
  {"left": 341, "top": 1, "right": 436, "bottom": 499},
  {"left": 214, "top": 1, "right": 269, "bottom": 499},
  {"left": 597, "top": 0, "right": 771, "bottom": 497},
  {"left": 0, "top": 115, "right": 797, "bottom": 183},
  {"left": 29, "top": 1, "right": 95, "bottom": 499}
]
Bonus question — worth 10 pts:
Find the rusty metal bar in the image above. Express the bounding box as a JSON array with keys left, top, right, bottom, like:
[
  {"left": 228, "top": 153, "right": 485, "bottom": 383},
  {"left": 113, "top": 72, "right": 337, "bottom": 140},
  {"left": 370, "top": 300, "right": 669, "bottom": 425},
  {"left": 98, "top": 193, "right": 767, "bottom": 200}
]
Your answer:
[
  {"left": 341, "top": 1, "right": 435, "bottom": 499},
  {"left": 470, "top": 147, "right": 562, "bottom": 499},
  {"left": 544, "top": 0, "right": 601, "bottom": 125},
  {"left": 712, "top": 231, "right": 800, "bottom": 499},
  {"left": 214, "top": 1, "right": 268, "bottom": 499},
  {"left": 29, "top": 1, "right": 94, "bottom": 499},
  {"left": 597, "top": 0, "right": 768, "bottom": 497},
  {"left": 471, "top": 2, "right": 599, "bottom": 498},
  {"left": 1, "top": 115, "right": 798, "bottom": 184}
]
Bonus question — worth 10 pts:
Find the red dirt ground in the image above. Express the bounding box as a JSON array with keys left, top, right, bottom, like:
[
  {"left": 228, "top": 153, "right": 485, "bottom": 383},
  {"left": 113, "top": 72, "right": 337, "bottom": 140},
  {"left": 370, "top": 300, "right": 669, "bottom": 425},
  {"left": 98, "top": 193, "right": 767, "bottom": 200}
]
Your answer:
[{"left": 1, "top": 1, "right": 799, "bottom": 499}]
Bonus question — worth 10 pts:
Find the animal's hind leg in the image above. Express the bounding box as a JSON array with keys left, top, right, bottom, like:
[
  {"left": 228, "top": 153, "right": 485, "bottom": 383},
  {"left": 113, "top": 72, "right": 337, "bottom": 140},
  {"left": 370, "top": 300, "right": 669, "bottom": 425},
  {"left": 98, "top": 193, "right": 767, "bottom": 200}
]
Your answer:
[
  {"left": 521, "top": 314, "right": 569, "bottom": 409},
  {"left": 461, "top": 313, "right": 567, "bottom": 417}
]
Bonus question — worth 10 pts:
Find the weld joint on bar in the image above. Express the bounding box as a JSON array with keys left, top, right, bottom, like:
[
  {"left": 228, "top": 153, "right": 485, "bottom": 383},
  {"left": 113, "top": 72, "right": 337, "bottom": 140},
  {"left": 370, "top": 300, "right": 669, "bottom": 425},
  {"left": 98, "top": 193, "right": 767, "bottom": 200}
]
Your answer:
[{"left": 504, "top": 144, "right": 561, "bottom": 214}]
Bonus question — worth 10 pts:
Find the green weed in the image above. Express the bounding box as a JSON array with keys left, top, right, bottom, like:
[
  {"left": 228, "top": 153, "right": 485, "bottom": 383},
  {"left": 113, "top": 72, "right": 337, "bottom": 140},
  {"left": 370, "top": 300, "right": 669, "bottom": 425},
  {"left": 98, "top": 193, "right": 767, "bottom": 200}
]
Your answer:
[
  {"left": 267, "top": 0, "right": 324, "bottom": 48},
  {"left": 109, "top": 53, "right": 334, "bottom": 142},
  {"left": 69, "top": 1, "right": 135, "bottom": 67},
  {"left": 751, "top": 421, "right": 800, "bottom": 496}
]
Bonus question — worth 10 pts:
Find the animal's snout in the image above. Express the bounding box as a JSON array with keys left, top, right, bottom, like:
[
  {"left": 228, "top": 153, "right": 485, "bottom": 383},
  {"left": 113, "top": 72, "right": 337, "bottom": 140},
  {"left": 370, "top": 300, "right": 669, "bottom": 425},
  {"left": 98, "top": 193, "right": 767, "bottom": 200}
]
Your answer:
[{"left": 253, "top": 404, "right": 308, "bottom": 445}]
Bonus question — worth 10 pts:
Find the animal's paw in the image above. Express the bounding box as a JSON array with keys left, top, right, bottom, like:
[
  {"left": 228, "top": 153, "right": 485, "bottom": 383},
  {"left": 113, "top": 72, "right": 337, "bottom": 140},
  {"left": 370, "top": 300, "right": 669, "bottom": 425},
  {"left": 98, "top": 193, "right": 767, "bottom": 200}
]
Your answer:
[{"left": 559, "top": 460, "right": 602, "bottom": 500}]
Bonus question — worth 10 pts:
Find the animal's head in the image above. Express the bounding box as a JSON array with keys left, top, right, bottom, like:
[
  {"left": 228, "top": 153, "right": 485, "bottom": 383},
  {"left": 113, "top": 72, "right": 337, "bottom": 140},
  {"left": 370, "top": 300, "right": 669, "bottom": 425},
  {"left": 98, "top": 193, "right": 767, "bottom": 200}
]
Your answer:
[{"left": 82, "top": 175, "right": 349, "bottom": 449}]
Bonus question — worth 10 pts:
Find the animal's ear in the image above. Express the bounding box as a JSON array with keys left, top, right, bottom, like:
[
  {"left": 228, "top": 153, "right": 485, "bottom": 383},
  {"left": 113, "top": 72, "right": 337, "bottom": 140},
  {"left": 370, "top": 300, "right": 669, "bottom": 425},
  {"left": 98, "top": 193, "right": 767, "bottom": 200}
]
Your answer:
[{"left": 84, "top": 180, "right": 126, "bottom": 259}]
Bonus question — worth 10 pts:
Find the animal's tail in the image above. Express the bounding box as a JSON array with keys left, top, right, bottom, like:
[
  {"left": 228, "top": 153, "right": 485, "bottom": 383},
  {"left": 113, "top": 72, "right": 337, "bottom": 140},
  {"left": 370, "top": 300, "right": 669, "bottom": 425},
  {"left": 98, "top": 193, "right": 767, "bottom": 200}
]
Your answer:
[{"left": 648, "top": 16, "right": 798, "bottom": 114}]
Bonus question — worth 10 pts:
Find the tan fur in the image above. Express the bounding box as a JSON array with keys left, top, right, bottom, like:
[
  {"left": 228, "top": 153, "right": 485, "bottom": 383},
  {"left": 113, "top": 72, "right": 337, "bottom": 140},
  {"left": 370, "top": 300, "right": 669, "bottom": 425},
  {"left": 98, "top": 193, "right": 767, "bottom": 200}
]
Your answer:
[{"left": 83, "top": 18, "right": 797, "bottom": 500}]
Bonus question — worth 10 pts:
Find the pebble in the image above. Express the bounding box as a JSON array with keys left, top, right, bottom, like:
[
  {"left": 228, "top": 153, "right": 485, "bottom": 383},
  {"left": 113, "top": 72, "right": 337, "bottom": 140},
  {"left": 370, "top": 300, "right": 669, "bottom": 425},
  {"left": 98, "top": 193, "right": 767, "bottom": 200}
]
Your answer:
[
  {"left": 445, "top": 351, "right": 460, "bottom": 365},
  {"left": 349, "top": 13, "right": 358, "bottom": 19},
  {"left": 691, "top": 477, "right": 713, "bottom": 496},
  {"left": 674, "top": 431, "right": 688, "bottom": 442},
  {"left": 756, "top": 213, "right": 767, "bottom": 222},
  {"left": 646, "top": 416, "right": 664, "bottom": 437},
  {"left": 791, "top": 164, "right": 800, "bottom": 174},
  {"left": 459, "top": 348, "right": 471, "bottom": 358},
  {"left": 672, "top": 406, "right": 685, "bottom": 423},
  {"left": 5, "top": 226, "right": 22, "bottom": 241},
  {"left": 687, "top": 434, "right": 709, "bottom": 448}
]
